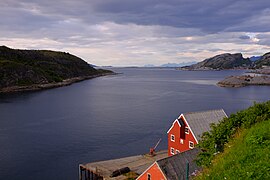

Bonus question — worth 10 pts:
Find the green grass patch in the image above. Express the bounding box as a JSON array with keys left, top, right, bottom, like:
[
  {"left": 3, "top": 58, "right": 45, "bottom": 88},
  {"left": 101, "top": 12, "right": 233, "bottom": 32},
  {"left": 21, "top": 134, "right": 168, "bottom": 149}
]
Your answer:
[
  {"left": 196, "top": 120, "right": 270, "bottom": 179},
  {"left": 123, "top": 171, "right": 139, "bottom": 180},
  {"left": 197, "top": 101, "right": 270, "bottom": 167}
]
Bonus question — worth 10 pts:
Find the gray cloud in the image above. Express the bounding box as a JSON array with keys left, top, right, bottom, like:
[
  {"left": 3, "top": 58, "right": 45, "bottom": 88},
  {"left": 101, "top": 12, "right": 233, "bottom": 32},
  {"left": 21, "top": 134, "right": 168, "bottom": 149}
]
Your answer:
[
  {"left": 239, "top": 35, "right": 250, "bottom": 40},
  {"left": 256, "top": 33, "right": 270, "bottom": 46},
  {"left": 0, "top": 0, "right": 270, "bottom": 66},
  {"left": 2, "top": 0, "right": 270, "bottom": 33},
  {"left": 90, "top": 0, "right": 270, "bottom": 33}
]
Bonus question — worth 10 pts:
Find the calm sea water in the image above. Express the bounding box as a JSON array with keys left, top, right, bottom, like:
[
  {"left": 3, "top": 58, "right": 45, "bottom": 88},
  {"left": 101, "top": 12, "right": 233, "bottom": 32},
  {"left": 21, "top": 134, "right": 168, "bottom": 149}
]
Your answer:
[{"left": 0, "top": 68, "right": 269, "bottom": 180}]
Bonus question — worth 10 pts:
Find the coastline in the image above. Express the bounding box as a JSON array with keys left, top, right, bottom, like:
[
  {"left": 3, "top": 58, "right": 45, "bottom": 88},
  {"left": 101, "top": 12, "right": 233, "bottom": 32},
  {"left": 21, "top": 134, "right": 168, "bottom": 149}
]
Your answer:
[
  {"left": 217, "top": 75, "right": 270, "bottom": 87},
  {"left": 0, "top": 72, "right": 117, "bottom": 94}
]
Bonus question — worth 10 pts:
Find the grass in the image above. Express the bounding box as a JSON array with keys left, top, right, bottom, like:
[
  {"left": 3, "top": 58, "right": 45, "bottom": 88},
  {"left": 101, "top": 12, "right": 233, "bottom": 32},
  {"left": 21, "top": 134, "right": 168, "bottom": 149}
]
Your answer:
[
  {"left": 196, "top": 120, "right": 270, "bottom": 179},
  {"left": 123, "top": 171, "right": 139, "bottom": 180},
  {"left": 197, "top": 101, "right": 270, "bottom": 167}
]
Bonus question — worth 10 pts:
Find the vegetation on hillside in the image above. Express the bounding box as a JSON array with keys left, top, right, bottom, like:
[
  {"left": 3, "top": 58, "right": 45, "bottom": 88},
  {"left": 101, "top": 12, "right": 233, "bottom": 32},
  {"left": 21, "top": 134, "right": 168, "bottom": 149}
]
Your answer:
[
  {"left": 0, "top": 46, "right": 112, "bottom": 89},
  {"left": 255, "top": 52, "right": 270, "bottom": 68},
  {"left": 183, "top": 53, "right": 251, "bottom": 70},
  {"left": 196, "top": 120, "right": 270, "bottom": 179},
  {"left": 181, "top": 52, "right": 270, "bottom": 70},
  {"left": 196, "top": 101, "right": 270, "bottom": 179}
]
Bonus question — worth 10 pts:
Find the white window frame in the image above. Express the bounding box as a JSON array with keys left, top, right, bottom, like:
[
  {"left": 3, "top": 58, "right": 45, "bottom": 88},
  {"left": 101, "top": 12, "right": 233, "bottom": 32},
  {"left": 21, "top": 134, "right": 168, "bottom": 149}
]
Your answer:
[
  {"left": 180, "top": 139, "right": 184, "bottom": 144},
  {"left": 147, "top": 173, "right": 151, "bottom": 180},
  {"left": 170, "top": 147, "right": 175, "bottom": 155},
  {"left": 189, "top": 141, "right": 194, "bottom": 149},
  {"left": 171, "top": 134, "right": 175, "bottom": 142},
  {"left": 185, "top": 127, "right": 189, "bottom": 134},
  {"left": 176, "top": 150, "right": 180, "bottom": 154}
]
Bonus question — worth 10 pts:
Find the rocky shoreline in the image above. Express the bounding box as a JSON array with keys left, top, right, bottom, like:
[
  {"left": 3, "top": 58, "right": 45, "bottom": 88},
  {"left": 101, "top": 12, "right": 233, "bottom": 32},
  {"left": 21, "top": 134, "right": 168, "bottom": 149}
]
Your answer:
[
  {"left": 0, "top": 72, "right": 116, "bottom": 93},
  {"left": 248, "top": 68, "right": 270, "bottom": 75},
  {"left": 217, "top": 75, "right": 270, "bottom": 87}
]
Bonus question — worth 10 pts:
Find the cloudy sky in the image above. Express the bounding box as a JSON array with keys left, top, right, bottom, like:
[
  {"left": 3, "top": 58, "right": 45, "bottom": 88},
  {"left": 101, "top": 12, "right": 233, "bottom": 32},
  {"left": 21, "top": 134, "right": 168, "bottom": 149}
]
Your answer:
[{"left": 1, "top": 0, "right": 270, "bottom": 66}]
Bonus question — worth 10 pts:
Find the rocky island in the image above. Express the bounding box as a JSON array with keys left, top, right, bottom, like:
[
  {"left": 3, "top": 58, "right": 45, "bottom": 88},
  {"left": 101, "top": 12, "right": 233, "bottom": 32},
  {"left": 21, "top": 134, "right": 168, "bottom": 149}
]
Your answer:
[
  {"left": 180, "top": 53, "right": 251, "bottom": 70},
  {"left": 217, "top": 75, "right": 270, "bottom": 87},
  {"left": 0, "top": 46, "right": 114, "bottom": 93},
  {"left": 179, "top": 51, "right": 270, "bottom": 87},
  {"left": 217, "top": 52, "right": 270, "bottom": 87}
]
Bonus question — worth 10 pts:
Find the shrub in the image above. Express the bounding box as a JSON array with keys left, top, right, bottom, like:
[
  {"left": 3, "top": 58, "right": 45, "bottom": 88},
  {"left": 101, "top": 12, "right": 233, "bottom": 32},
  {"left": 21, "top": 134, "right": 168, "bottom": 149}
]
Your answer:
[
  {"left": 197, "top": 101, "right": 270, "bottom": 167},
  {"left": 196, "top": 120, "right": 270, "bottom": 179}
]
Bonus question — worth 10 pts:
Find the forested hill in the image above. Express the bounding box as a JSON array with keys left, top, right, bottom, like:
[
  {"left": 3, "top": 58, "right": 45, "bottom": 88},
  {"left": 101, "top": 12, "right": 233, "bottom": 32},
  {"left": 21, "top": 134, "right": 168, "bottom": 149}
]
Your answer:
[
  {"left": 181, "top": 53, "right": 251, "bottom": 70},
  {"left": 0, "top": 46, "right": 112, "bottom": 91}
]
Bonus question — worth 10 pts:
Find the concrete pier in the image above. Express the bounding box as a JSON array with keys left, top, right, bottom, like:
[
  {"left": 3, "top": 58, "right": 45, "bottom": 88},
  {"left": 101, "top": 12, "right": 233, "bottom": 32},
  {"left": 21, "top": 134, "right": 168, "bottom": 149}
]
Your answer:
[{"left": 79, "top": 150, "right": 167, "bottom": 180}]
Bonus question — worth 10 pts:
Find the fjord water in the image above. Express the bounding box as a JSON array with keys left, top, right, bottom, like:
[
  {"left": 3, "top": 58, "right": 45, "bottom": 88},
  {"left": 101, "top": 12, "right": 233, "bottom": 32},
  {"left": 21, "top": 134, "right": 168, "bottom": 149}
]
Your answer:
[{"left": 0, "top": 68, "right": 269, "bottom": 180}]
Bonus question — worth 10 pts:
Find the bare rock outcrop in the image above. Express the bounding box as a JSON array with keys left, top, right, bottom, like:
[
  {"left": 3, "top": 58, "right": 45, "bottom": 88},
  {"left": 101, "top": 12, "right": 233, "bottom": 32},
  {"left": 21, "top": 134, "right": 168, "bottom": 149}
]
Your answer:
[
  {"left": 217, "top": 75, "right": 270, "bottom": 87},
  {"left": 181, "top": 53, "right": 251, "bottom": 70}
]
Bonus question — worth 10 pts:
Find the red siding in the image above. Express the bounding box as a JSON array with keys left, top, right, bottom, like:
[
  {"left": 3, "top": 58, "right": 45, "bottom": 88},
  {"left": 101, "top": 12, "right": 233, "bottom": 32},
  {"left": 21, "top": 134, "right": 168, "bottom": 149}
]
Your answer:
[
  {"left": 167, "top": 115, "right": 197, "bottom": 156},
  {"left": 137, "top": 163, "right": 165, "bottom": 180}
]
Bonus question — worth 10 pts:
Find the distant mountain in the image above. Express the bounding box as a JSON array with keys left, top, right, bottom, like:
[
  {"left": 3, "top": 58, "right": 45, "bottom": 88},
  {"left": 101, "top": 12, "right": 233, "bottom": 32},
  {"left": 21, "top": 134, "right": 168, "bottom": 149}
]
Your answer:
[
  {"left": 249, "top": 56, "right": 261, "bottom": 62},
  {"left": 0, "top": 46, "right": 113, "bottom": 92},
  {"left": 181, "top": 53, "right": 252, "bottom": 70},
  {"left": 144, "top": 64, "right": 155, "bottom": 67},
  {"left": 144, "top": 62, "right": 197, "bottom": 68},
  {"left": 89, "top": 64, "right": 97, "bottom": 67},
  {"left": 160, "top": 62, "right": 197, "bottom": 67},
  {"left": 255, "top": 52, "right": 270, "bottom": 67}
]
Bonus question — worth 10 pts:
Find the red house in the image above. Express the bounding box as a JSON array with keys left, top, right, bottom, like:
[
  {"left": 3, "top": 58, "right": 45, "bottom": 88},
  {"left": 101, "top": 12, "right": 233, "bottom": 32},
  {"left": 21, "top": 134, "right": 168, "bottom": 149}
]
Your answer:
[
  {"left": 136, "top": 148, "right": 201, "bottom": 180},
  {"left": 167, "top": 109, "right": 227, "bottom": 156}
]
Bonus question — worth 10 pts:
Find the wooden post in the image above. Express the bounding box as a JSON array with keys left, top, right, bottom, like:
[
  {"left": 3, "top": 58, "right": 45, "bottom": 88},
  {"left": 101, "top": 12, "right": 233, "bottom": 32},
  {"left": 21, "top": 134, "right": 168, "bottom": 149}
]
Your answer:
[
  {"left": 79, "top": 165, "right": 83, "bottom": 180},
  {"left": 186, "top": 161, "right": 189, "bottom": 180},
  {"left": 91, "top": 171, "right": 93, "bottom": 180},
  {"left": 88, "top": 170, "right": 90, "bottom": 180},
  {"left": 94, "top": 167, "right": 98, "bottom": 180}
]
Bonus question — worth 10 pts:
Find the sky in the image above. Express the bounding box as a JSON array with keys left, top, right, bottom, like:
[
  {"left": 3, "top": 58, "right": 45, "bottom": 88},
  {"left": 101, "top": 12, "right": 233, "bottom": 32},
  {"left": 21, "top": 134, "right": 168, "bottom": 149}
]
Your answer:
[{"left": 1, "top": 0, "right": 270, "bottom": 66}]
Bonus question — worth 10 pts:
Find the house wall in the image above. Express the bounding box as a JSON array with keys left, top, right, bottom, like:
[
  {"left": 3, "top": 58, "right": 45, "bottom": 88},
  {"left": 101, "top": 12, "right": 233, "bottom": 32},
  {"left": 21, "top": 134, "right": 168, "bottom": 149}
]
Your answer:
[
  {"left": 137, "top": 163, "right": 166, "bottom": 180},
  {"left": 168, "top": 116, "right": 197, "bottom": 156}
]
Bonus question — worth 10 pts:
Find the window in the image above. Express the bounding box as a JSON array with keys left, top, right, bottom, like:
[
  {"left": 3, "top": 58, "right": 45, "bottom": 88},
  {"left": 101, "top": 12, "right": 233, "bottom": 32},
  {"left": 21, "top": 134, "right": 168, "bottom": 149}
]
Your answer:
[
  {"left": 185, "top": 127, "right": 189, "bottom": 134},
  {"left": 171, "top": 147, "right": 175, "bottom": 155},
  {"left": 147, "top": 173, "right": 151, "bottom": 180},
  {"left": 176, "top": 150, "right": 180, "bottom": 154},
  {"left": 180, "top": 139, "right": 184, "bottom": 144},
  {"left": 171, "top": 134, "right": 175, "bottom": 142},
  {"left": 189, "top": 141, "right": 194, "bottom": 149}
]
